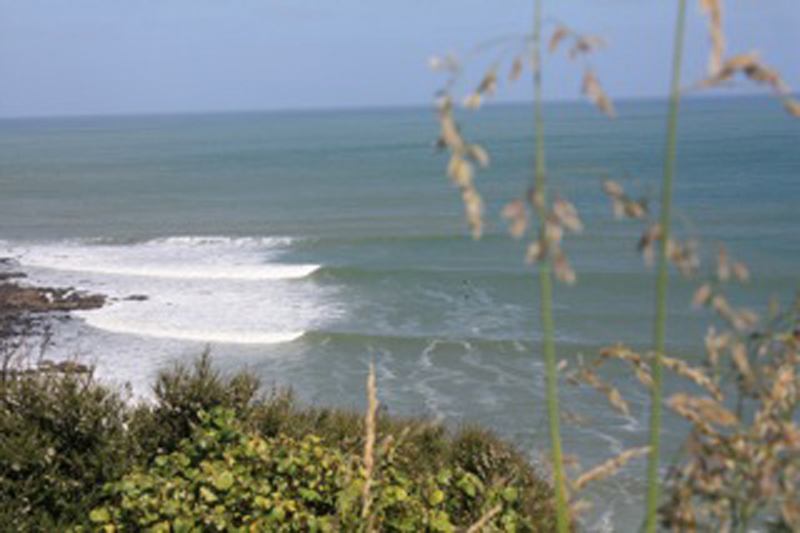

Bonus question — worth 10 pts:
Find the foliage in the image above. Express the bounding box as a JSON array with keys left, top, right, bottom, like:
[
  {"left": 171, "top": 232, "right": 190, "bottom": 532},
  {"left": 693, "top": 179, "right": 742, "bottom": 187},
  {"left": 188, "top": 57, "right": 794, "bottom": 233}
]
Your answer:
[
  {"left": 0, "top": 365, "right": 133, "bottom": 530},
  {"left": 89, "top": 406, "right": 555, "bottom": 532},
  {"left": 132, "top": 349, "right": 261, "bottom": 457},
  {"left": 0, "top": 350, "right": 558, "bottom": 531}
]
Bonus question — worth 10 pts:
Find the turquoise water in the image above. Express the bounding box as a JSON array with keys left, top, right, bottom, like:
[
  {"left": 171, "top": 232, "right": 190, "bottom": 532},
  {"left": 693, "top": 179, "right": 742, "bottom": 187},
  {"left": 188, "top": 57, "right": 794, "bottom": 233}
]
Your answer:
[{"left": 1, "top": 97, "right": 798, "bottom": 530}]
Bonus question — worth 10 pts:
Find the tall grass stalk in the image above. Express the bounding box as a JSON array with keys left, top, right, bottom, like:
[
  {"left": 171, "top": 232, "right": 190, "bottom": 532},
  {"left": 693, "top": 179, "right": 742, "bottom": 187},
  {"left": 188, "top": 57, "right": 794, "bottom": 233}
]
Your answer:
[
  {"left": 531, "top": 1, "right": 568, "bottom": 531},
  {"left": 645, "top": 0, "right": 688, "bottom": 530}
]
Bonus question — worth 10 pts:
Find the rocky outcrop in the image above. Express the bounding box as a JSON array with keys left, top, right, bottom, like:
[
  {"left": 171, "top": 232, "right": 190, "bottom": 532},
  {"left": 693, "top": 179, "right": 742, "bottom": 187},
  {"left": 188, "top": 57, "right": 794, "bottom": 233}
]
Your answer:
[
  {"left": 0, "top": 260, "right": 107, "bottom": 342},
  {"left": 0, "top": 283, "right": 106, "bottom": 313}
]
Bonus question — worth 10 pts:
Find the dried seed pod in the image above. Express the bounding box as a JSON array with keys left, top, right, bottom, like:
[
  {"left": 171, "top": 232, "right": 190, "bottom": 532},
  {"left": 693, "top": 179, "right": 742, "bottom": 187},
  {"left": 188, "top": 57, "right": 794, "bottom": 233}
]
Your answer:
[
  {"left": 638, "top": 224, "right": 663, "bottom": 251},
  {"left": 699, "top": 0, "right": 725, "bottom": 76},
  {"left": 701, "top": 51, "right": 790, "bottom": 95},
  {"left": 693, "top": 283, "right": 713, "bottom": 308},
  {"left": 731, "top": 342, "right": 756, "bottom": 390},
  {"left": 599, "top": 345, "right": 654, "bottom": 389},
  {"left": 429, "top": 53, "right": 460, "bottom": 73},
  {"left": 568, "top": 35, "right": 606, "bottom": 60},
  {"left": 717, "top": 245, "right": 731, "bottom": 281},
  {"left": 464, "top": 93, "right": 482, "bottom": 110},
  {"left": 711, "top": 294, "right": 733, "bottom": 320},
  {"left": 553, "top": 251, "right": 577, "bottom": 285},
  {"left": 501, "top": 200, "right": 528, "bottom": 239},
  {"left": 467, "top": 144, "right": 490, "bottom": 167},
  {"left": 662, "top": 356, "right": 723, "bottom": 401},
  {"left": 549, "top": 26, "right": 571, "bottom": 53},
  {"left": 784, "top": 98, "right": 800, "bottom": 117},
  {"left": 569, "top": 499, "right": 593, "bottom": 517},
  {"left": 529, "top": 186, "right": 546, "bottom": 212},
  {"left": 476, "top": 69, "right": 498, "bottom": 96},
  {"left": 573, "top": 447, "right": 650, "bottom": 490},
  {"left": 552, "top": 199, "right": 583, "bottom": 233},
  {"left": 525, "top": 240, "right": 547, "bottom": 264},
  {"left": 601, "top": 179, "right": 624, "bottom": 198},
  {"left": 731, "top": 261, "right": 750, "bottom": 282},
  {"left": 582, "top": 68, "right": 617, "bottom": 118},
  {"left": 611, "top": 197, "right": 626, "bottom": 220},
  {"left": 439, "top": 112, "right": 464, "bottom": 150},
  {"left": 731, "top": 308, "right": 759, "bottom": 332},
  {"left": 461, "top": 187, "right": 484, "bottom": 240},
  {"left": 574, "top": 362, "right": 629, "bottom": 415},
  {"left": 668, "top": 393, "right": 738, "bottom": 426},
  {"left": 509, "top": 56, "right": 524, "bottom": 82},
  {"left": 624, "top": 199, "right": 647, "bottom": 219},
  {"left": 448, "top": 157, "right": 474, "bottom": 187},
  {"left": 702, "top": 51, "right": 761, "bottom": 86},
  {"left": 545, "top": 215, "right": 564, "bottom": 246},
  {"left": 743, "top": 62, "right": 787, "bottom": 92},
  {"left": 669, "top": 240, "right": 700, "bottom": 279},
  {"left": 704, "top": 326, "right": 729, "bottom": 367},
  {"left": 638, "top": 224, "right": 663, "bottom": 268}
]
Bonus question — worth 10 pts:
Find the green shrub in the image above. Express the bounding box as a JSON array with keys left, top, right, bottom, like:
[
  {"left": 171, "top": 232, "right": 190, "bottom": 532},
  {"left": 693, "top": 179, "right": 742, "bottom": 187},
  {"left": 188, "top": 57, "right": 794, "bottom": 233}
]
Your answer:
[
  {"left": 132, "top": 350, "right": 260, "bottom": 457},
  {"left": 0, "top": 366, "right": 132, "bottom": 530},
  {"left": 249, "top": 395, "right": 556, "bottom": 529},
  {"left": 0, "top": 353, "right": 557, "bottom": 530},
  {"left": 90, "top": 407, "right": 555, "bottom": 532}
]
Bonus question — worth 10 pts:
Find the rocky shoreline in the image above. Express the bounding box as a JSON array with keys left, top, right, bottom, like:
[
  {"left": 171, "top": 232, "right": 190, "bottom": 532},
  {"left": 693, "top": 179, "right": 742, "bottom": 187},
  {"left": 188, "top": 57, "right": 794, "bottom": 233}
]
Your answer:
[
  {"left": 0, "top": 258, "right": 107, "bottom": 339},
  {"left": 0, "top": 259, "right": 111, "bottom": 374}
]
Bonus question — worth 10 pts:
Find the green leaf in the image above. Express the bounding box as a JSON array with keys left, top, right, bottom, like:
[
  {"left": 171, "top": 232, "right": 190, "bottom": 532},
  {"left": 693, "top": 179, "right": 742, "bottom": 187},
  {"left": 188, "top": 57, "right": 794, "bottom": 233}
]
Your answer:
[
  {"left": 502, "top": 487, "right": 519, "bottom": 503},
  {"left": 200, "top": 486, "right": 218, "bottom": 502},
  {"left": 90, "top": 507, "right": 111, "bottom": 523},
  {"left": 212, "top": 470, "right": 235, "bottom": 491}
]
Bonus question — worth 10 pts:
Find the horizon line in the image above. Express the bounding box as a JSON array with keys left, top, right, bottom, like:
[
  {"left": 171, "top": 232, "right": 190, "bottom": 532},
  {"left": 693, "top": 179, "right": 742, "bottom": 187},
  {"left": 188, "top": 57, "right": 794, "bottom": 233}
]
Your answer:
[{"left": 0, "top": 92, "right": 775, "bottom": 122}]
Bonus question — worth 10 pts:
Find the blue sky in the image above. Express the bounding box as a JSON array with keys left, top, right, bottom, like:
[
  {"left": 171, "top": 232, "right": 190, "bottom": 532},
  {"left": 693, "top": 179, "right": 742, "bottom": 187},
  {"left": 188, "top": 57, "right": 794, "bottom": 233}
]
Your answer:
[{"left": 1, "top": 0, "right": 797, "bottom": 117}]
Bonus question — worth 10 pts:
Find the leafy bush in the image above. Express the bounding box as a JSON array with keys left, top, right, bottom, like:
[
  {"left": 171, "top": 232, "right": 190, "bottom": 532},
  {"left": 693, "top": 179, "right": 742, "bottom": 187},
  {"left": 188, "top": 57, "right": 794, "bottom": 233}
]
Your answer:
[
  {"left": 90, "top": 407, "right": 554, "bottom": 532},
  {"left": 131, "top": 350, "right": 260, "bottom": 457},
  {"left": 0, "top": 367, "right": 132, "bottom": 530},
  {"left": 0, "top": 353, "right": 557, "bottom": 530},
  {"left": 248, "top": 392, "right": 556, "bottom": 528}
]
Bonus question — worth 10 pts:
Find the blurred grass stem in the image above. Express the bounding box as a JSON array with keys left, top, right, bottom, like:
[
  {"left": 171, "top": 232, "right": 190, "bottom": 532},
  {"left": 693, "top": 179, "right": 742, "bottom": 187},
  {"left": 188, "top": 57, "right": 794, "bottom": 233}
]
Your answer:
[
  {"left": 645, "top": 0, "right": 688, "bottom": 531},
  {"left": 532, "top": 0, "right": 568, "bottom": 531}
]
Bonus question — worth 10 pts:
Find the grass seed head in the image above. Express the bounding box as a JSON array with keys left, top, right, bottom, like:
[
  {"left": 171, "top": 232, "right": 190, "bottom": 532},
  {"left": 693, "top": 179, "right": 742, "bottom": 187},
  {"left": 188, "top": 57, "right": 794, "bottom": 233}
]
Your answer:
[
  {"left": 552, "top": 199, "right": 584, "bottom": 233},
  {"left": 553, "top": 251, "right": 577, "bottom": 285},
  {"left": 549, "top": 26, "right": 572, "bottom": 54},
  {"left": 693, "top": 283, "right": 713, "bottom": 308},
  {"left": 573, "top": 447, "right": 650, "bottom": 490},
  {"left": 582, "top": 68, "right": 617, "bottom": 118},
  {"left": 525, "top": 240, "right": 547, "bottom": 264},
  {"left": 508, "top": 56, "right": 524, "bottom": 82},
  {"left": 699, "top": 0, "right": 726, "bottom": 76},
  {"left": 501, "top": 200, "right": 528, "bottom": 239}
]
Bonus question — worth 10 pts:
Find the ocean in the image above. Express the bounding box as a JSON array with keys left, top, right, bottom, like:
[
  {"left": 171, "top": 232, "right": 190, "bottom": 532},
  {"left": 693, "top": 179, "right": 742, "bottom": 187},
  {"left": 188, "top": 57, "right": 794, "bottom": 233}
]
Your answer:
[{"left": 1, "top": 96, "right": 798, "bottom": 530}]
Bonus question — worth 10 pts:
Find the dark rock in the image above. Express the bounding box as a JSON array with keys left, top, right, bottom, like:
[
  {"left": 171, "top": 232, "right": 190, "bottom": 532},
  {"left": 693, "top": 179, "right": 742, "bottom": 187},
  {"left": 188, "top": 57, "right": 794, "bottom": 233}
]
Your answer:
[
  {"left": 0, "top": 281, "right": 107, "bottom": 341},
  {"left": 0, "top": 283, "right": 106, "bottom": 313},
  {"left": 125, "top": 294, "right": 149, "bottom": 302}
]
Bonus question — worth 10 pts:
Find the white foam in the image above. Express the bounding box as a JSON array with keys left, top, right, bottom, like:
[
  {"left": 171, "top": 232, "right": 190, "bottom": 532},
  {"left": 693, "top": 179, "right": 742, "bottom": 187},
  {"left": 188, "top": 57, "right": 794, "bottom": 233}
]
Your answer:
[
  {"left": 6, "top": 236, "right": 317, "bottom": 281},
  {"left": 24, "top": 262, "right": 320, "bottom": 281},
  {"left": 81, "top": 316, "right": 304, "bottom": 345},
  {"left": 2, "top": 235, "right": 341, "bottom": 348}
]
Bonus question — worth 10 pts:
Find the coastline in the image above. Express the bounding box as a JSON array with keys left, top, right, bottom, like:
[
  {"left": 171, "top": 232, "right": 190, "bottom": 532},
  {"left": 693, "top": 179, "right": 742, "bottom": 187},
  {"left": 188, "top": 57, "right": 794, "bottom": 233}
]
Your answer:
[{"left": 0, "top": 257, "right": 106, "bottom": 342}]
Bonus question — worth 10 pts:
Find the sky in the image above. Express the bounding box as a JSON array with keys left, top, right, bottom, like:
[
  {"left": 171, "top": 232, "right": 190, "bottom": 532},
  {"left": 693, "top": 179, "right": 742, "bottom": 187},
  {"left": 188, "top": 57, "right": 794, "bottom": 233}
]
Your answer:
[{"left": 1, "top": 0, "right": 797, "bottom": 118}]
